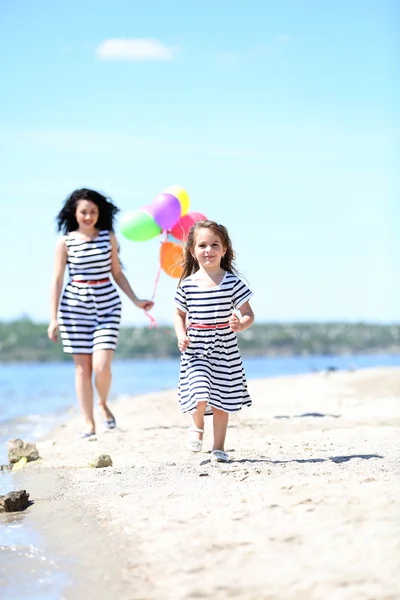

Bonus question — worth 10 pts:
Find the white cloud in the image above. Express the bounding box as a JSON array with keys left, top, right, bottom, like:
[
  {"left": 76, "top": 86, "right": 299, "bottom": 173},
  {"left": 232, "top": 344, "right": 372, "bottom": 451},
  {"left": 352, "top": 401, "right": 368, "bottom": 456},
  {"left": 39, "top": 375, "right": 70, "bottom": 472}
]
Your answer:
[{"left": 96, "top": 38, "right": 176, "bottom": 61}]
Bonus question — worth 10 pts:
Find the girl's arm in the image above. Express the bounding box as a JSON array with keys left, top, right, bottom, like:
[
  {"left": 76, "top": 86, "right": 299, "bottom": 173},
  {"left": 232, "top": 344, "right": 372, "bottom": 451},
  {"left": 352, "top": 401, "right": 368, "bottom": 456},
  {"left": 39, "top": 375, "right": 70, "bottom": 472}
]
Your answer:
[
  {"left": 110, "top": 233, "right": 154, "bottom": 311},
  {"left": 48, "top": 237, "right": 67, "bottom": 342},
  {"left": 229, "top": 301, "right": 254, "bottom": 333},
  {"left": 174, "top": 308, "right": 190, "bottom": 352}
]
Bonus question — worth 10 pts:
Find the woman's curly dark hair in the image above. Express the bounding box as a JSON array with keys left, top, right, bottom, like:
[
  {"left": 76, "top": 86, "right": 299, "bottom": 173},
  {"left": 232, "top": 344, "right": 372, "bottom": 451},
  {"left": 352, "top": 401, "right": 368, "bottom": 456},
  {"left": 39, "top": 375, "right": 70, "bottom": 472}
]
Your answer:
[{"left": 56, "top": 188, "right": 120, "bottom": 234}]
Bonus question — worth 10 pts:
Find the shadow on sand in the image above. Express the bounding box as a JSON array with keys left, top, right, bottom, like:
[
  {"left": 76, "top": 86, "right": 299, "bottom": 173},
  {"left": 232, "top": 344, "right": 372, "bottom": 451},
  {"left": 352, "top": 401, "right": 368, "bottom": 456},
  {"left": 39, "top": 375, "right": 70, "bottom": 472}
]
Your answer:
[
  {"left": 274, "top": 412, "right": 340, "bottom": 419},
  {"left": 231, "top": 453, "right": 383, "bottom": 465}
]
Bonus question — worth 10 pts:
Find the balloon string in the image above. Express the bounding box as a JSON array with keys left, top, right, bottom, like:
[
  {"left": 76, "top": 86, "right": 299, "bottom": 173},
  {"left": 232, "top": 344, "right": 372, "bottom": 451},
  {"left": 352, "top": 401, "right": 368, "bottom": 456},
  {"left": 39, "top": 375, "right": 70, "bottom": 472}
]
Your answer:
[
  {"left": 144, "top": 231, "right": 167, "bottom": 329},
  {"left": 145, "top": 263, "right": 162, "bottom": 329},
  {"left": 145, "top": 309, "right": 158, "bottom": 329}
]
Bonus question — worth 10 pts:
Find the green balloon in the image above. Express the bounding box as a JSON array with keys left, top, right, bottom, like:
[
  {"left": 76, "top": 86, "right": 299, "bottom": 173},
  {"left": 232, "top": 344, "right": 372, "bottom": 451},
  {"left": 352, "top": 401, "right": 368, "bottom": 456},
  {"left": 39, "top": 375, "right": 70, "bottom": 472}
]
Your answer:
[{"left": 120, "top": 210, "right": 161, "bottom": 242}]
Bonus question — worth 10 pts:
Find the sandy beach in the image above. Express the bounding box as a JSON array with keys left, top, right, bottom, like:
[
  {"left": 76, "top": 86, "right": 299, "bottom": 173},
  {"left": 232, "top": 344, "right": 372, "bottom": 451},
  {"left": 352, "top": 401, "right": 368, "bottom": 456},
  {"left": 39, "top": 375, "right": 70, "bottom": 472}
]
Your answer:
[{"left": 9, "top": 367, "right": 400, "bottom": 600}]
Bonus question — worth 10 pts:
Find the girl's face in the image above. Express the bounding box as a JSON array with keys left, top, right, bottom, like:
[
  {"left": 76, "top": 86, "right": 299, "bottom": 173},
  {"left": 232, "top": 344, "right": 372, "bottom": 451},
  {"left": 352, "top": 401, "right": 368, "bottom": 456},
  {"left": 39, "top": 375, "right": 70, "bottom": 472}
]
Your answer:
[
  {"left": 75, "top": 200, "right": 99, "bottom": 230},
  {"left": 192, "top": 228, "right": 225, "bottom": 270}
]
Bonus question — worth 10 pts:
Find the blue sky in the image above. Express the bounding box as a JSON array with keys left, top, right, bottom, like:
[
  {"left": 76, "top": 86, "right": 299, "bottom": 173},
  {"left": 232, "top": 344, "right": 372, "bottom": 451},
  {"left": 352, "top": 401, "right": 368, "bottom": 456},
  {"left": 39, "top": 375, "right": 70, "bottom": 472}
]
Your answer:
[{"left": 0, "top": 0, "right": 398, "bottom": 326}]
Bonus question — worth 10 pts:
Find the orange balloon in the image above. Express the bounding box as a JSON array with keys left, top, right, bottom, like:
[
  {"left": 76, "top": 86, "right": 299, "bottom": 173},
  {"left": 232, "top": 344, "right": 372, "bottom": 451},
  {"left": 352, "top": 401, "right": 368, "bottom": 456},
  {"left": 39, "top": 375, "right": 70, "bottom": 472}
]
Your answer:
[{"left": 160, "top": 241, "right": 184, "bottom": 279}]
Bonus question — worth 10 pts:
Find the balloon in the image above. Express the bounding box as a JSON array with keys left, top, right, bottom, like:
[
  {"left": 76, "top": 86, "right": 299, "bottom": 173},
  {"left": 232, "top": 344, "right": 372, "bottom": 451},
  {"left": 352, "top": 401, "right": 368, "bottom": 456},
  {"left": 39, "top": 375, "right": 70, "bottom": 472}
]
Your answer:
[
  {"left": 164, "top": 185, "right": 190, "bottom": 216},
  {"left": 152, "top": 193, "right": 181, "bottom": 231},
  {"left": 142, "top": 204, "right": 156, "bottom": 216},
  {"left": 120, "top": 210, "right": 161, "bottom": 242},
  {"left": 160, "top": 241, "right": 184, "bottom": 279},
  {"left": 189, "top": 211, "right": 207, "bottom": 222},
  {"left": 170, "top": 211, "right": 207, "bottom": 242}
]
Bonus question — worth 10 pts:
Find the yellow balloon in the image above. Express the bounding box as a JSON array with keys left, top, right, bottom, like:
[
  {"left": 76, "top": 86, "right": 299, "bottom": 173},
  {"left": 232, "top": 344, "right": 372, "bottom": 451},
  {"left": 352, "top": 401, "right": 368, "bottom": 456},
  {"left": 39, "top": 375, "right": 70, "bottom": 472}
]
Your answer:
[{"left": 164, "top": 185, "right": 190, "bottom": 216}]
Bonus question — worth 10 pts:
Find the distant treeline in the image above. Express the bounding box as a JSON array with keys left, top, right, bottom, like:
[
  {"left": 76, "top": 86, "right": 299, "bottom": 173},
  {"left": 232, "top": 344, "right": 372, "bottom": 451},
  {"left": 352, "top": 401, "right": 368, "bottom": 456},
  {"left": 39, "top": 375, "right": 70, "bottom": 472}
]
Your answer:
[{"left": 0, "top": 318, "right": 399, "bottom": 363}]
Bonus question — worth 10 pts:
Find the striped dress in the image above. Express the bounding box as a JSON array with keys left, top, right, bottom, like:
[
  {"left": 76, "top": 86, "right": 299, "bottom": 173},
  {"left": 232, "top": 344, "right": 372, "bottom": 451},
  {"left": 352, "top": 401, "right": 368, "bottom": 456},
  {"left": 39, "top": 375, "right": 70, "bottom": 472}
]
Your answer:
[
  {"left": 174, "top": 271, "right": 253, "bottom": 415},
  {"left": 58, "top": 230, "right": 122, "bottom": 354}
]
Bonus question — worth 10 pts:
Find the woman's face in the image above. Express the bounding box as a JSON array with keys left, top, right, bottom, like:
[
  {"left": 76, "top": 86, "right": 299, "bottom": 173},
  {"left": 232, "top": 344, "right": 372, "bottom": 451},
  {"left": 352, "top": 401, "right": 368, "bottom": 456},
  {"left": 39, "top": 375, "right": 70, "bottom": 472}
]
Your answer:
[{"left": 75, "top": 200, "right": 99, "bottom": 229}]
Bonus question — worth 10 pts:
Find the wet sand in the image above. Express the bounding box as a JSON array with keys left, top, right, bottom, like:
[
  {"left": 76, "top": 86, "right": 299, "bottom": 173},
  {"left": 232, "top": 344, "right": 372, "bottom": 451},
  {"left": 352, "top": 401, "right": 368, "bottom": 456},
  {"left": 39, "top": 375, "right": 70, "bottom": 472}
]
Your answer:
[{"left": 6, "top": 367, "right": 400, "bottom": 600}]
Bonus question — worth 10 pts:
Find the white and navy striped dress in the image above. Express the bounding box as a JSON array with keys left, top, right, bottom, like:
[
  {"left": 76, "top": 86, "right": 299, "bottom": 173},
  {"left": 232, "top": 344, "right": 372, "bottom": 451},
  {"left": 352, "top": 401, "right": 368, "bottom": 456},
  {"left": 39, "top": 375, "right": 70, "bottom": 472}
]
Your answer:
[
  {"left": 174, "top": 271, "right": 253, "bottom": 415},
  {"left": 58, "top": 230, "right": 122, "bottom": 354}
]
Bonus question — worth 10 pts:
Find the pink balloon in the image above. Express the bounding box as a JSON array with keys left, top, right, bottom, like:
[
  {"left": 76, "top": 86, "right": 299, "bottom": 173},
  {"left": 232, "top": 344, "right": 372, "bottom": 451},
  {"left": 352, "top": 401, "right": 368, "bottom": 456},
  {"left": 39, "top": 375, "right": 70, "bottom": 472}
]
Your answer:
[
  {"left": 170, "top": 212, "right": 207, "bottom": 242},
  {"left": 152, "top": 193, "right": 181, "bottom": 231},
  {"left": 189, "top": 212, "right": 207, "bottom": 222}
]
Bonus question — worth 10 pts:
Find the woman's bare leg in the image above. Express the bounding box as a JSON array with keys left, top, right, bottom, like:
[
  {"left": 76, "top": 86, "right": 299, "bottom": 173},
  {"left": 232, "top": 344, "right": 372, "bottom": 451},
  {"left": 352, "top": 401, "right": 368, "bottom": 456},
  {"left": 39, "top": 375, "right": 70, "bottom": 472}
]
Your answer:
[
  {"left": 92, "top": 349, "right": 115, "bottom": 422},
  {"left": 73, "top": 354, "right": 95, "bottom": 432}
]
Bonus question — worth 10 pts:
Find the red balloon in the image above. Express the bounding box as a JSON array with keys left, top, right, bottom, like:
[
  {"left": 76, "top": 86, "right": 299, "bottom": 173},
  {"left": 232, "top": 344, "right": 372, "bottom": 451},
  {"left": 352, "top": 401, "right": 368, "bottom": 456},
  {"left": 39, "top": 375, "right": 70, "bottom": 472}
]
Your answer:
[{"left": 170, "top": 212, "right": 207, "bottom": 242}]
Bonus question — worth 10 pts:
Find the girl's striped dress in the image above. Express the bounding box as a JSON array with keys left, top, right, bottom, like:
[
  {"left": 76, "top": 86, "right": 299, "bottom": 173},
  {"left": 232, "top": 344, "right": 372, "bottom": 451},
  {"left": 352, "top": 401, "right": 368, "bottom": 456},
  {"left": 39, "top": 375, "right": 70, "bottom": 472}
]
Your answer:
[
  {"left": 174, "top": 271, "right": 253, "bottom": 415},
  {"left": 58, "top": 230, "right": 122, "bottom": 354}
]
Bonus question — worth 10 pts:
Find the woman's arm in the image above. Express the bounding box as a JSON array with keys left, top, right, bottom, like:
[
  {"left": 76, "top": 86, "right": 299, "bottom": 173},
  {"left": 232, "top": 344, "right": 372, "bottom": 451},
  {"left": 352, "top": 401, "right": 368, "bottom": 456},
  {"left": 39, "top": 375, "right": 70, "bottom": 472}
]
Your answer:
[
  {"left": 47, "top": 237, "right": 67, "bottom": 342},
  {"left": 229, "top": 301, "right": 254, "bottom": 332},
  {"left": 110, "top": 233, "right": 153, "bottom": 311}
]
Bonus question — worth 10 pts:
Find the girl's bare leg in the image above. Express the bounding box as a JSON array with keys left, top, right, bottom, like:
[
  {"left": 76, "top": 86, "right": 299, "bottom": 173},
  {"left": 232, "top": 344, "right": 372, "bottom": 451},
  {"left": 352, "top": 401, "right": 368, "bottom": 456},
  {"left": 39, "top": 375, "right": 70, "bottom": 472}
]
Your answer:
[
  {"left": 212, "top": 408, "right": 229, "bottom": 451},
  {"left": 191, "top": 401, "right": 208, "bottom": 440},
  {"left": 73, "top": 354, "right": 95, "bottom": 432}
]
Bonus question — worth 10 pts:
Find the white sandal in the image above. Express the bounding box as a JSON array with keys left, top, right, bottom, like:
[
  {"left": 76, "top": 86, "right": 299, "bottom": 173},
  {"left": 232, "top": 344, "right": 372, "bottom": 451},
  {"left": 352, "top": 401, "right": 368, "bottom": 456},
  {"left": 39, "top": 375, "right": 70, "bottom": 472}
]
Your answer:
[
  {"left": 187, "top": 426, "right": 204, "bottom": 452},
  {"left": 211, "top": 450, "right": 229, "bottom": 463}
]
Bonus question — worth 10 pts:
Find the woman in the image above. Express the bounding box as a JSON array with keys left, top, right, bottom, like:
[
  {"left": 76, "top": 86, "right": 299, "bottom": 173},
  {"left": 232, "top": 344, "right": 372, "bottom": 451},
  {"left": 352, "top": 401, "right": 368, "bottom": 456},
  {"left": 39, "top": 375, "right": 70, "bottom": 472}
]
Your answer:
[{"left": 48, "top": 188, "right": 153, "bottom": 438}]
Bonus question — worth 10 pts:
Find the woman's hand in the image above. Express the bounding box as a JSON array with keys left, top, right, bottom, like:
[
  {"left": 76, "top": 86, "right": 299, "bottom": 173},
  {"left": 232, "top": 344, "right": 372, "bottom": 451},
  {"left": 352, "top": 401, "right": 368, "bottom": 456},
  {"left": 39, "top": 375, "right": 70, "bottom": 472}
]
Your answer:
[
  {"left": 229, "top": 313, "right": 242, "bottom": 332},
  {"left": 135, "top": 299, "right": 154, "bottom": 311},
  {"left": 47, "top": 319, "right": 59, "bottom": 342},
  {"left": 177, "top": 335, "right": 190, "bottom": 352}
]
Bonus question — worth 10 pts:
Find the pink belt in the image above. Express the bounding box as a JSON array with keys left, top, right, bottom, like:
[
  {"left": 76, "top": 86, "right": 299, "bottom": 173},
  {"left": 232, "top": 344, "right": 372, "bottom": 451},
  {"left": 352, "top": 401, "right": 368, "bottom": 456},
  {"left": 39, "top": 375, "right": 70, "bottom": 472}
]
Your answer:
[
  {"left": 72, "top": 278, "right": 110, "bottom": 285},
  {"left": 189, "top": 322, "right": 229, "bottom": 330}
]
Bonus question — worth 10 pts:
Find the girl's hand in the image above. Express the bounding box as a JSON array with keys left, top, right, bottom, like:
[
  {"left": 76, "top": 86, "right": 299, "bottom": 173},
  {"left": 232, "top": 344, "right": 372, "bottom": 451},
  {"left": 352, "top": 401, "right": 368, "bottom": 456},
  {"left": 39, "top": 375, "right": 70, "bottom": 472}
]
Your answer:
[
  {"left": 135, "top": 299, "right": 154, "bottom": 311},
  {"left": 178, "top": 335, "right": 190, "bottom": 352},
  {"left": 47, "top": 320, "right": 59, "bottom": 342},
  {"left": 229, "top": 313, "right": 242, "bottom": 332}
]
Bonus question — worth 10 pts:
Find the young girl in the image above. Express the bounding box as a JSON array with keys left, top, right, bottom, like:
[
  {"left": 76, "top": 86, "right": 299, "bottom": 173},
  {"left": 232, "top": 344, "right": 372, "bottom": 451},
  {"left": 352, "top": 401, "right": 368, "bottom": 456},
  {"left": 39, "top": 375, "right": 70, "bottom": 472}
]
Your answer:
[
  {"left": 174, "top": 220, "right": 254, "bottom": 462},
  {"left": 47, "top": 188, "right": 153, "bottom": 438}
]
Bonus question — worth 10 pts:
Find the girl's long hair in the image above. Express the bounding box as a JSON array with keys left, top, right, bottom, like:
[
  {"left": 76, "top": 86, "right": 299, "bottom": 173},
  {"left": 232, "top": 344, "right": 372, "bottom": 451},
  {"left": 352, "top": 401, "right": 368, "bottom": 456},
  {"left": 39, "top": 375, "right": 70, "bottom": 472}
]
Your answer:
[
  {"left": 56, "top": 188, "right": 120, "bottom": 234},
  {"left": 179, "top": 220, "right": 238, "bottom": 284}
]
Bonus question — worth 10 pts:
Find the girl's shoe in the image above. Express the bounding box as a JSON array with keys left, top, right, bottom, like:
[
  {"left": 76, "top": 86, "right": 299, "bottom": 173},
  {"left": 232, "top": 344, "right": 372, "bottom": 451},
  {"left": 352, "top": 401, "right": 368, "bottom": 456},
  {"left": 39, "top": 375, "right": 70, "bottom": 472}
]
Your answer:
[
  {"left": 211, "top": 450, "right": 229, "bottom": 463},
  {"left": 187, "top": 426, "right": 204, "bottom": 452}
]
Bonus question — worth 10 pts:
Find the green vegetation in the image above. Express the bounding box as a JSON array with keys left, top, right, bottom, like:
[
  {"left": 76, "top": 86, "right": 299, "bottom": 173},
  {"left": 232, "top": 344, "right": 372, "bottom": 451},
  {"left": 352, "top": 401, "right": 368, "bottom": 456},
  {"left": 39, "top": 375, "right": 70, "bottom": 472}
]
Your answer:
[{"left": 0, "top": 318, "right": 399, "bottom": 363}]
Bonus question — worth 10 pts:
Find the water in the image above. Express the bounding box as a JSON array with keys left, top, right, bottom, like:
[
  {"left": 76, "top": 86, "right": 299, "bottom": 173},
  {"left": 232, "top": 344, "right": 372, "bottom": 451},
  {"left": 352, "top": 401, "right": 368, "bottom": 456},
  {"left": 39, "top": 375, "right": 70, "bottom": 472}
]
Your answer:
[
  {"left": 0, "top": 358, "right": 182, "bottom": 464},
  {"left": 0, "top": 507, "right": 69, "bottom": 600},
  {"left": 1, "top": 354, "right": 400, "bottom": 599}
]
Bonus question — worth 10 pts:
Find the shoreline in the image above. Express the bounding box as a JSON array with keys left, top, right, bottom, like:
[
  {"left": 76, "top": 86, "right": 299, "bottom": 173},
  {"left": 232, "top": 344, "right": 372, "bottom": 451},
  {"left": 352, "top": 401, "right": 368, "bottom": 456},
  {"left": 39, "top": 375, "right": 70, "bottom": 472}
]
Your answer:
[
  {"left": 2, "top": 349, "right": 400, "bottom": 365},
  {"left": 3, "top": 367, "right": 400, "bottom": 599}
]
